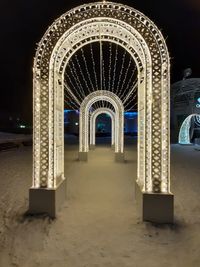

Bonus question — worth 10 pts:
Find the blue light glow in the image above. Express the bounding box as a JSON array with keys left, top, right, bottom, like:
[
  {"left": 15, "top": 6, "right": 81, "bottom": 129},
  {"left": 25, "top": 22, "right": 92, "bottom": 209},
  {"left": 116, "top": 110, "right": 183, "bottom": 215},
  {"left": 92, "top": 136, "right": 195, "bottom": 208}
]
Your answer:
[
  {"left": 124, "top": 112, "right": 138, "bottom": 116},
  {"left": 124, "top": 112, "right": 138, "bottom": 119}
]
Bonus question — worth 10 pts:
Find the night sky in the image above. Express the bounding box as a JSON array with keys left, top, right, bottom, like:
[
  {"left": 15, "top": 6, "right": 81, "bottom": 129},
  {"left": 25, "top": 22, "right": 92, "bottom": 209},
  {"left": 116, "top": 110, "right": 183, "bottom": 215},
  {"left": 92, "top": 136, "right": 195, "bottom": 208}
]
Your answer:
[{"left": 0, "top": 0, "right": 199, "bottom": 123}]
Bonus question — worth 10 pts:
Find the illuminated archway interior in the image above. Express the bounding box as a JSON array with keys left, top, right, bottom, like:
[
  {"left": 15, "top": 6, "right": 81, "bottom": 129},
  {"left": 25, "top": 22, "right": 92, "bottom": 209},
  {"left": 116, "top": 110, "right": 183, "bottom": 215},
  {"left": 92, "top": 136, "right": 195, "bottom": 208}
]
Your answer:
[
  {"left": 30, "top": 1, "right": 173, "bottom": 223},
  {"left": 79, "top": 91, "right": 124, "bottom": 161},
  {"left": 90, "top": 107, "right": 116, "bottom": 148}
]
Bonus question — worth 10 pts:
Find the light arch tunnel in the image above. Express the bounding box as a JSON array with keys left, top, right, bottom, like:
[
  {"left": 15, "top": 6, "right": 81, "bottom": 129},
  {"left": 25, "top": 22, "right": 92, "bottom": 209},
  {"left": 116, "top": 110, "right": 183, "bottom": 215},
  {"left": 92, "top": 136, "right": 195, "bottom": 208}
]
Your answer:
[
  {"left": 30, "top": 2, "right": 173, "bottom": 223},
  {"left": 79, "top": 91, "right": 124, "bottom": 162},
  {"left": 179, "top": 114, "right": 200, "bottom": 145},
  {"left": 90, "top": 107, "right": 116, "bottom": 149}
]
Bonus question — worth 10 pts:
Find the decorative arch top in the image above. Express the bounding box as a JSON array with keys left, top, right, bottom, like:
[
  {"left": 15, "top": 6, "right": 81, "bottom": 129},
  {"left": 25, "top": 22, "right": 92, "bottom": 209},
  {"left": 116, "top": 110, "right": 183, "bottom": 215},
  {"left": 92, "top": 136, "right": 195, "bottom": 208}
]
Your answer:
[{"left": 34, "top": 1, "right": 169, "bottom": 75}]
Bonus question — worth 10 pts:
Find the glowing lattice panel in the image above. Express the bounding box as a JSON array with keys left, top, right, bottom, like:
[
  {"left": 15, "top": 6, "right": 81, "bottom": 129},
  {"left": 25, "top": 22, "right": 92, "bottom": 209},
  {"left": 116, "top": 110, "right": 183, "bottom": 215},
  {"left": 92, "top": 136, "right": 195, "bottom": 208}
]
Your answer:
[
  {"left": 80, "top": 91, "right": 124, "bottom": 153},
  {"left": 90, "top": 108, "right": 116, "bottom": 147},
  {"left": 33, "top": 1, "right": 170, "bottom": 193}
]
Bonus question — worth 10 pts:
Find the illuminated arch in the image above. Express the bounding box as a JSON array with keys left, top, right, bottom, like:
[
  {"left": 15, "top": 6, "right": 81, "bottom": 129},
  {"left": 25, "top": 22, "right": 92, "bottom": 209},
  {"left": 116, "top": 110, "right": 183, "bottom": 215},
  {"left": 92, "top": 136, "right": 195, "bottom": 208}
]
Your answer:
[
  {"left": 79, "top": 91, "right": 124, "bottom": 156},
  {"left": 30, "top": 2, "right": 173, "bottom": 222},
  {"left": 179, "top": 114, "right": 200, "bottom": 144},
  {"left": 90, "top": 108, "right": 116, "bottom": 148}
]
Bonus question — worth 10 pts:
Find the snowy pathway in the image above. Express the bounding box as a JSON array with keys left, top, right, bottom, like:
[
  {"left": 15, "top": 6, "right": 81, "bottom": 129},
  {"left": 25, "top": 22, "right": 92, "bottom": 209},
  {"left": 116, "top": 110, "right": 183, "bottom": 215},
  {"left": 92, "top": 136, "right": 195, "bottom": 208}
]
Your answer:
[{"left": 0, "top": 144, "right": 200, "bottom": 266}]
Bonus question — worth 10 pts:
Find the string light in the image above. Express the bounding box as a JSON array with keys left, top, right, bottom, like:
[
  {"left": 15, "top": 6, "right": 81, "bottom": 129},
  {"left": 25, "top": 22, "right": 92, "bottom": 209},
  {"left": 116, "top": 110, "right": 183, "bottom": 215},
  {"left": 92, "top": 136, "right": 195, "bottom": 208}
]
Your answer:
[
  {"left": 75, "top": 54, "right": 91, "bottom": 95},
  {"left": 108, "top": 42, "right": 112, "bottom": 91},
  {"left": 33, "top": 2, "right": 171, "bottom": 199},
  {"left": 64, "top": 77, "right": 83, "bottom": 104},
  {"left": 64, "top": 91, "right": 79, "bottom": 110},
  {"left": 90, "top": 43, "right": 98, "bottom": 91},
  {"left": 111, "top": 44, "right": 118, "bottom": 92},
  {"left": 116, "top": 50, "right": 127, "bottom": 96},
  {"left": 64, "top": 41, "right": 138, "bottom": 111},
  {"left": 119, "top": 64, "right": 136, "bottom": 100},
  {"left": 67, "top": 60, "right": 85, "bottom": 99},
  {"left": 121, "top": 70, "right": 137, "bottom": 103},
  {"left": 124, "top": 94, "right": 137, "bottom": 110},
  {"left": 81, "top": 48, "right": 95, "bottom": 91},
  {"left": 123, "top": 79, "right": 138, "bottom": 105}
]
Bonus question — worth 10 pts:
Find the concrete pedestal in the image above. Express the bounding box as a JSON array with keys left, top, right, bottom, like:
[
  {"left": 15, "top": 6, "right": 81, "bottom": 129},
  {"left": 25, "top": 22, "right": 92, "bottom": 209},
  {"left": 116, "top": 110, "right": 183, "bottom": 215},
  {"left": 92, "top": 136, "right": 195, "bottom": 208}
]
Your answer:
[
  {"left": 78, "top": 152, "right": 88, "bottom": 161},
  {"left": 29, "top": 178, "right": 67, "bottom": 218},
  {"left": 115, "top": 152, "right": 124, "bottom": 162},
  {"left": 90, "top": 145, "right": 95, "bottom": 150},
  {"left": 135, "top": 182, "right": 174, "bottom": 223}
]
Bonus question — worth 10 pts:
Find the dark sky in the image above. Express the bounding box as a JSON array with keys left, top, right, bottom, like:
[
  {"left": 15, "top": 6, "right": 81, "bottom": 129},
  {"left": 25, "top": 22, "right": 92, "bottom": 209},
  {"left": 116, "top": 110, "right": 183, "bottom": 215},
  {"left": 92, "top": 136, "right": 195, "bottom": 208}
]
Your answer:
[{"left": 0, "top": 0, "right": 199, "bottom": 122}]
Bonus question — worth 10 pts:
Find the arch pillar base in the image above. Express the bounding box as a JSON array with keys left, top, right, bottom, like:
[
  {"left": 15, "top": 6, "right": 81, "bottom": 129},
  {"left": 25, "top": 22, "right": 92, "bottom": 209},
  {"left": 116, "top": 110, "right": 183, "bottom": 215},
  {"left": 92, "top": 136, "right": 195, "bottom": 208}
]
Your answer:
[
  {"left": 29, "top": 178, "right": 67, "bottom": 218},
  {"left": 111, "top": 144, "right": 115, "bottom": 150},
  {"left": 135, "top": 182, "right": 174, "bottom": 223},
  {"left": 90, "top": 145, "right": 95, "bottom": 150},
  {"left": 115, "top": 152, "right": 124, "bottom": 162},
  {"left": 79, "top": 152, "right": 88, "bottom": 161}
]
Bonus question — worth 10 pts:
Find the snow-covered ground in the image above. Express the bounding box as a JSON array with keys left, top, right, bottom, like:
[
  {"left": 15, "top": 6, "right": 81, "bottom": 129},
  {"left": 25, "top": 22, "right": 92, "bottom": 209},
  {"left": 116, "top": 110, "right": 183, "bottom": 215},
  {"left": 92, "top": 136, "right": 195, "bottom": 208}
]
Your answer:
[
  {"left": 0, "top": 132, "right": 32, "bottom": 144},
  {"left": 0, "top": 141, "right": 200, "bottom": 267}
]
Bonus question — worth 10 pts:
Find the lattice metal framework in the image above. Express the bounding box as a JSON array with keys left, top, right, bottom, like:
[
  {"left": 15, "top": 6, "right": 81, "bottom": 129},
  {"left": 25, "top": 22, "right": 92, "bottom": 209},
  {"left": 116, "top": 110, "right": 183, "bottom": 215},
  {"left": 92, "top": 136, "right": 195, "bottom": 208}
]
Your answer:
[
  {"left": 90, "top": 108, "right": 116, "bottom": 147},
  {"left": 179, "top": 114, "right": 200, "bottom": 145},
  {"left": 33, "top": 1, "right": 170, "bottom": 193},
  {"left": 80, "top": 91, "right": 124, "bottom": 153}
]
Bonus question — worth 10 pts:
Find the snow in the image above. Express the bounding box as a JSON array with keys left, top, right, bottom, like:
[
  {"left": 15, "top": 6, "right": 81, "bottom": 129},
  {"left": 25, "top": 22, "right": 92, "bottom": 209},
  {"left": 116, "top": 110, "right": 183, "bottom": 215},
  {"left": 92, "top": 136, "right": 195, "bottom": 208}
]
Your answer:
[
  {"left": 0, "top": 141, "right": 200, "bottom": 266},
  {"left": 0, "top": 132, "right": 32, "bottom": 144}
]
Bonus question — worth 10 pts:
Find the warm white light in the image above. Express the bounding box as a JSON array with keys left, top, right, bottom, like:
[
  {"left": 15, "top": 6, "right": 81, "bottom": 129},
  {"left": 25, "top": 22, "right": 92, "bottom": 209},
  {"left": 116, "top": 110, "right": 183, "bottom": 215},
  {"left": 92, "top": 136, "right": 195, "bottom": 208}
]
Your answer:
[
  {"left": 90, "top": 108, "right": 116, "bottom": 147},
  {"left": 33, "top": 1, "right": 171, "bottom": 195},
  {"left": 179, "top": 114, "right": 200, "bottom": 145},
  {"left": 20, "top": 125, "right": 26, "bottom": 129},
  {"left": 79, "top": 91, "right": 124, "bottom": 154}
]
